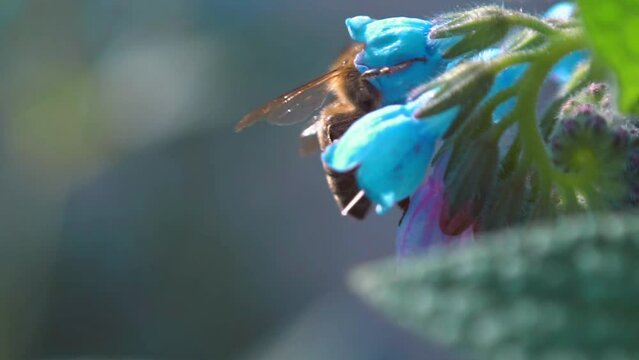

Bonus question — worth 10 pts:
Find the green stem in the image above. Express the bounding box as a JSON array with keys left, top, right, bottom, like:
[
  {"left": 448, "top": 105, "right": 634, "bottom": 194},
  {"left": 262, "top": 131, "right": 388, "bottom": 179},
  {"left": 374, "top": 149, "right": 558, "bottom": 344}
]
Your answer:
[
  {"left": 580, "top": 184, "right": 605, "bottom": 210},
  {"left": 560, "top": 186, "right": 580, "bottom": 212},
  {"left": 505, "top": 11, "right": 559, "bottom": 36},
  {"left": 512, "top": 30, "right": 586, "bottom": 196},
  {"left": 489, "top": 28, "right": 586, "bottom": 71}
]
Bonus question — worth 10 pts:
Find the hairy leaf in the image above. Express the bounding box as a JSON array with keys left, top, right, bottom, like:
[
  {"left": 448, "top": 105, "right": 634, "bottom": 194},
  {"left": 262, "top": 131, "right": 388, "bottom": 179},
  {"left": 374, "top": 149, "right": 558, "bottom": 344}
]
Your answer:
[{"left": 351, "top": 212, "right": 639, "bottom": 359}]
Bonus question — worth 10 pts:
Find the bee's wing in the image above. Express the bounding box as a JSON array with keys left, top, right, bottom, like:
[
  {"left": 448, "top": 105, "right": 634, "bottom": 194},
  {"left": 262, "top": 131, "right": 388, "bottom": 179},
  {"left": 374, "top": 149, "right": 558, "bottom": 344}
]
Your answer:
[
  {"left": 298, "top": 121, "right": 321, "bottom": 156},
  {"left": 235, "top": 69, "right": 341, "bottom": 132}
]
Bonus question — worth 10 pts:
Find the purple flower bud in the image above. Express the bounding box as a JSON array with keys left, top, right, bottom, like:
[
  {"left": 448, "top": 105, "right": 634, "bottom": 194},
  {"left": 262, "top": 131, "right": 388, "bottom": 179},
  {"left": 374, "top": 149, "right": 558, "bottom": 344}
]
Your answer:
[
  {"left": 588, "top": 83, "right": 606, "bottom": 101},
  {"left": 551, "top": 138, "right": 564, "bottom": 158},
  {"left": 440, "top": 198, "right": 477, "bottom": 236},
  {"left": 562, "top": 119, "right": 580, "bottom": 137},
  {"left": 560, "top": 99, "right": 578, "bottom": 115},
  {"left": 576, "top": 104, "right": 595, "bottom": 117},
  {"left": 551, "top": 90, "right": 635, "bottom": 208},
  {"left": 586, "top": 115, "right": 606, "bottom": 133},
  {"left": 627, "top": 184, "right": 639, "bottom": 206},
  {"left": 479, "top": 170, "right": 527, "bottom": 231},
  {"left": 396, "top": 156, "right": 474, "bottom": 256},
  {"left": 625, "top": 150, "right": 639, "bottom": 175},
  {"left": 441, "top": 137, "right": 498, "bottom": 234},
  {"left": 613, "top": 129, "right": 629, "bottom": 149}
]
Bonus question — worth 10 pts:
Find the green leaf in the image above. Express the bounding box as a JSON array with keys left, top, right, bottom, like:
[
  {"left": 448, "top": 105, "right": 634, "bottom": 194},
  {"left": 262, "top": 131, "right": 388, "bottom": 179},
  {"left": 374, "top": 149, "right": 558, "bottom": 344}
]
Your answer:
[
  {"left": 577, "top": 0, "right": 639, "bottom": 114},
  {"left": 350, "top": 213, "right": 639, "bottom": 359}
]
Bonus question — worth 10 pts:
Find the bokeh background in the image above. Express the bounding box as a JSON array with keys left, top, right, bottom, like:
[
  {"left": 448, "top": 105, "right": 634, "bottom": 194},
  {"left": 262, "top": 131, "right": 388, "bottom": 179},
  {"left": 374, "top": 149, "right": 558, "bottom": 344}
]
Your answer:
[{"left": 0, "top": 1, "right": 554, "bottom": 359}]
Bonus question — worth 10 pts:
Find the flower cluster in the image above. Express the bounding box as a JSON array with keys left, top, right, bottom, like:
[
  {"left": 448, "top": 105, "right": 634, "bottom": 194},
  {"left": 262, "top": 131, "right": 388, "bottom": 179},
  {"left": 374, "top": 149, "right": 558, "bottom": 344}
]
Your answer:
[
  {"left": 550, "top": 83, "right": 639, "bottom": 209},
  {"left": 321, "top": 3, "right": 639, "bottom": 256}
]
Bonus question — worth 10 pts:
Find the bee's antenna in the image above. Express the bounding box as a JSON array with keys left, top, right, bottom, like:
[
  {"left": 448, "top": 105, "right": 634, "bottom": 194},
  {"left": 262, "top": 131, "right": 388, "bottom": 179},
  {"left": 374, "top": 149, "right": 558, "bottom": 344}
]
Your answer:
[
  {"left": 361, "top": 57, "right": 428, "bottom": 79},
  {"left": 341, "top": 190, "right": 366, "bottom": 216}
]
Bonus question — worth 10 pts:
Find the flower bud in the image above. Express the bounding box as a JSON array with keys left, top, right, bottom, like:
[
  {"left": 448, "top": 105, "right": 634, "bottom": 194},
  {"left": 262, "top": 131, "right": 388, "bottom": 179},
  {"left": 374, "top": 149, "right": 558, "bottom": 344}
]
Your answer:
[
  {"left": 624, "top": 147, "right": 639, "bottom": 207},
  {"left": 552, "top": 97, "right": 630, "bottom": 206},
  {"left": 440, "top": 136, "right": 499, "bottom": 235},
  {"left": 430, "top": 6, "right": 511, "bottom": 40},
  {"left": 479, "top": 169, "right": 528, "bottom": 231},
  {"left": 558, "top": 83, "right": 612, "bottom": 120},
  {"left": 556, "top": 61, "right": 590, "bottom": 96},
  {"left": 439, "top": 199, "right": 476, "bottom": 236},
  {"left": 625, "top": 149, "right": 639, "bottom": 176},
  {"left": 413, "top": 61, "right": 495, "bottom": 124},
  {"left": 439, "top": 25, "right": 510, "bottom": 60},
  {"left": 588, "top": 83, "right": 607, "bottom": 103}
]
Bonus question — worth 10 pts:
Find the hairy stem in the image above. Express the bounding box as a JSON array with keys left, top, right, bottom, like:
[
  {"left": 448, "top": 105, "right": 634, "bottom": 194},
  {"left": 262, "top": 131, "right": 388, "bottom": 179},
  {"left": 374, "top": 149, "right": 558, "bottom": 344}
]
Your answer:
[
  {"left": 504, "top": 11, "right": 559, "bottom": 36},
  {"left": 513, "top": 30, "right": 586, "bottom": 195}
]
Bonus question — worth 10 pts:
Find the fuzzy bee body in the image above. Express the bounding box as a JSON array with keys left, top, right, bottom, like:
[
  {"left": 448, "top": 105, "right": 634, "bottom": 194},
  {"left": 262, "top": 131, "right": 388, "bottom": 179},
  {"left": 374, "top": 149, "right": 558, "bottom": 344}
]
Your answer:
[
  {"left": 315, "top": 44, "right": 381, "bottom": 218},
  {"left": 316, "top": 108, "right": 372, "bottom": 219}
]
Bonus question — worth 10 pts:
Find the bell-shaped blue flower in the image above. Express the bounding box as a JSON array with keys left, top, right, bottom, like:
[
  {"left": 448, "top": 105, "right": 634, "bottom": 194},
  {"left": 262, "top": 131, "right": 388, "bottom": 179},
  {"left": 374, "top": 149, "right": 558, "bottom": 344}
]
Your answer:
[
  {"left": 322, "top": 90, "right": 459, "bottom": 214},
  {"left": 544, "top": 1, "right": 578, "bottom": 21},
  {"left": 487, "top": 62, "right": 529, "bottom": 123},
  {"left": 549, "top": 50, "right": 589, "bottom": 84},
  {"left": 346, "top": 16, "right": 449, "bottom": 105},
  {"left": 544, "top": 2, "right": 589, "bottom": 84}
]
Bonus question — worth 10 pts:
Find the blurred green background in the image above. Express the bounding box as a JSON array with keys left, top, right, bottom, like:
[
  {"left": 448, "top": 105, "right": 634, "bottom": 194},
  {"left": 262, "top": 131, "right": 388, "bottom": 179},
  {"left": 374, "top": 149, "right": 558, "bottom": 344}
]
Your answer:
[{"left": 0, "top": 1, "right": 552, "bottom": 359}]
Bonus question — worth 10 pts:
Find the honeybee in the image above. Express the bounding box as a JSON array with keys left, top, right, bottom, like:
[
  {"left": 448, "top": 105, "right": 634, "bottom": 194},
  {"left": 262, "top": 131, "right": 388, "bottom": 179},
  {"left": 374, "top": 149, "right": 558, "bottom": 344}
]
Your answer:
[{"left": 236, "top": 44, "right": 424, "bottom": 219}]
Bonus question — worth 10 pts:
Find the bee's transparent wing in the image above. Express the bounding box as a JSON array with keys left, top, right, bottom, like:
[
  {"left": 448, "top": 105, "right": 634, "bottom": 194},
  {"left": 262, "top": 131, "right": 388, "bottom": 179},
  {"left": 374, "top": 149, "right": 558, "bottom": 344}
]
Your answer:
[
  {"left": 235, "top": 69, "right": 341, "bottom": 132},
  {"left": 298, "top": 121, "right": 322, "bottom": 156}
]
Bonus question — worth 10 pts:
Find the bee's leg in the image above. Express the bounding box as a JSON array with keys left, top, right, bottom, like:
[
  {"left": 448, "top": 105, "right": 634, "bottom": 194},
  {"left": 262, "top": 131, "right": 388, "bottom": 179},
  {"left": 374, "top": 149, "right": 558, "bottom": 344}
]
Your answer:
[
  {"left": 397, "top": 198, "right": 411, "bottom": 224},
  {"left": 318, "top": 106, "right": 371, "bottom": 219}
]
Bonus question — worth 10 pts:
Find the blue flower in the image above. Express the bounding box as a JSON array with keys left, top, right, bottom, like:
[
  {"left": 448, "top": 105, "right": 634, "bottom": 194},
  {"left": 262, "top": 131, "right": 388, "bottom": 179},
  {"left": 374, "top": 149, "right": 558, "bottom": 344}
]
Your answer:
[
  {"left": 346, "top": 16, "right": 449, "bottom": 105},
  {"left": 325, "top": 8, "right": 588, "bottom": 218},
  {"left": 544, "top": 2, "right": 578, "bottom": 21},
  {"left": 549, "top": 50, "right": 589, "bottom": 84},
  {"left": 456, "top": 48, "right": 527, "bottom": 125},
  {"left": 544, "top": 2, "right": 589, "bottom": 84},
  {"left": 322, "top": 90, "right": 459, "bottom": 213},
  {"left": 486, "top": 62, "right": 529, "bottom": 122}
]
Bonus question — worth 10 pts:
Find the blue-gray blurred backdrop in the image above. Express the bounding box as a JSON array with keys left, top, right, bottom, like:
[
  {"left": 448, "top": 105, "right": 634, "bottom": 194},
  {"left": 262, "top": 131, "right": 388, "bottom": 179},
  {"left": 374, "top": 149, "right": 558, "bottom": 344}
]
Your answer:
[{"left": 0, "top": 1, "right": 551, "bottom": 359}]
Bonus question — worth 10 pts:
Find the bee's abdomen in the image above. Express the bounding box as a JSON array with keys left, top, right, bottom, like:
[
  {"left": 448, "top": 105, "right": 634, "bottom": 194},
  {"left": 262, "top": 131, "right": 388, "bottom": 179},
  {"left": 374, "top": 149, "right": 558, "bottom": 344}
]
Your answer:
[
  {"left": 318, "top": 106, "right": 371, "bottom": 219},
  {"left": 321, "top": 165, "right": 371, "bottom": 219}
]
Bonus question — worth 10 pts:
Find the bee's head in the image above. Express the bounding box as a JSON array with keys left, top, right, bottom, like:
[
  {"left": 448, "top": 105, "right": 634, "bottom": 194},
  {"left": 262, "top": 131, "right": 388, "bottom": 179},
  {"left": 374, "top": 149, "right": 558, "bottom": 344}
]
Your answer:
[{"left": 346, "top": 16, "right": 448, "bottom": 105}]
